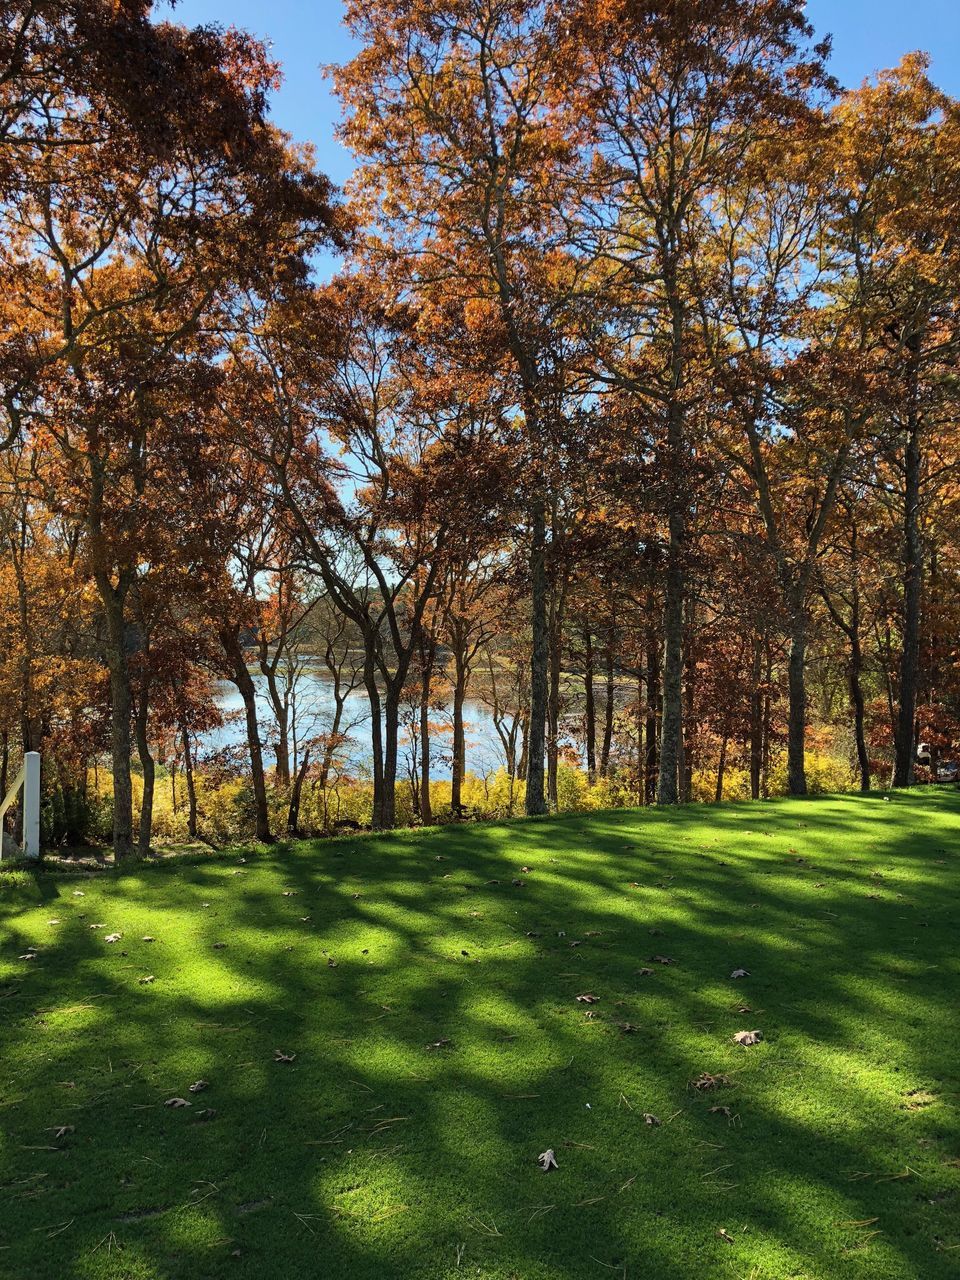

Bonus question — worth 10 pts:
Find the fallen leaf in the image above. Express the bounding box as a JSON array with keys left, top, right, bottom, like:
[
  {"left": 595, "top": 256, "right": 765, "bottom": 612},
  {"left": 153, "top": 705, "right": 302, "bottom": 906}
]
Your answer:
[
  {"left": 512, "top": 879, "right": 526, "bottom": 887},
  {"left": 196, "top": 1108, "right": 217, "bottom": 1121},
  {"left": 212, "top": 942, "right": 227, "bottom": 950},
  {"left": 188, "top": 1080, "right": 209, "bottom": 1093},
  {"left": 537, "top": 1148, "right": 559, "bottom": 1172},
  {"left": 138, "top": 975, "right": 155, "bottom": 985},
  {"left": 617, "top": 1022, "right": 640, "bottom": 1034},
  {"left": 164, "top": 1098, "right": 191, "bottom": 1108},
  {"left": 47, "top": 919, "right": 60, "bottom": 926},
  {"left": 651, "top": 955, "right": 675, "bottom": 965},
  {"left": 72, "top": 891, "right": 84, "bottom": 897},
  {"left": 730, "top": 969, "right": 750, "bottom": 979},
  {"left": 274, "top": 1050, "right": 296, "bottom": 1063},
  {"left": 717, "top": 1227, "right": 735, "bottom": 1244},
  {"left": 48, "top": 1125, "right": 74, "bottom": 1139},
  {"left": 426, "top": 1038, "right": 452, "bottom": 1050},
  {"left": 643, "top": 1113, "right": 660, "bottom": 1126},
  {"left": 637, "top": 967, "right": 654, "bottom": 977},
  {"left": 732, "top": 1029, "right": 764, "bottom": 1046},
  {"left": 104, "top": 933, "right": 122, "bottom": 944},
  {"left": 575, "top": 993, "right": 600, "bottom": 1004},
  {"left": 282, "top": 890, "right": 298, "bottom": 897},
  {"left": 709, "top": 1106, "right": 732, "bottom": 1117},
  {"left": 89, "top": 924, "right": 104, "bottom": 930},
  {"left": 142, "top": 936, "right": 155, "bottom": 942},
  {"left": 691, "top": 1072, "right": 731, "bottom": 1091}
]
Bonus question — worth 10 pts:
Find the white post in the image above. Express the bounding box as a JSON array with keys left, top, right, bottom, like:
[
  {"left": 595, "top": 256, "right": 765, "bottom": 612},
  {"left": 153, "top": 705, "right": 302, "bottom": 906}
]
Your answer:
[{"left": 23, "top": 751, "right": 40, "bottom": 859}]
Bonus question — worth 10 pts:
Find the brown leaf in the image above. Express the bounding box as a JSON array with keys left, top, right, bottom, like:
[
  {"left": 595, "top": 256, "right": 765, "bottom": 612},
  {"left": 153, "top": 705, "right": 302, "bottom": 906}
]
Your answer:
[
  {"left": 732, "top": 1029, "right": 764, "bottom": 1046},
  {"left": 691, "top": 1072, "right": 731, "bottom": 1091}
]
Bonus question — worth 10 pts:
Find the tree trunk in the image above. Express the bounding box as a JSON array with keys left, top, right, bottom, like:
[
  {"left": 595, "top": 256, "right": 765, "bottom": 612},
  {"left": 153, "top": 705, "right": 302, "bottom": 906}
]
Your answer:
[
  {"left": 546, "top": 583, "right": 564, "bottom": 811},
  {"left": 893, "top": 407, "right": 922, "bottom": 787},
  {"left": 364, "top": 648, "right": 385, "bottom": 828},
  {"left": 787, "top": 609, "right": 808, "bottom": 796},
  {"left": 381, "top": 687, "right": 399, "bottom": 829},
  {"left": 749, "top": 640, "right": 763, "bottom": 801},
  {"left": 601, "top": 634, "right": 614, "bottom": 777},
  {"left": 100, "top": 581, "right": 134, "bottom": 861},
  {"left": 680, "top": 600, "right": 696, "bottom": 803},
  {"left": 583, "top": 626, "right": 596, "bottom": 781},
  {"left": 645, "top": 623, "right": 660, "bottom": 804},
  {"left": 715, "top": 727, "right": 729, "bottom": 804},
  {"left": 451, "top": 648, "right": 467, "bottom": 816},
  {"left": 526, "top": 494, "right": 548, "bottom": 814},
  {"left": 658, "top": 525, "right": 685, "bottom": 804},
  {"left": 133, "top": 682, "right": 154, "bottom": 858},
  {"left": 180, "top": 717, "right": 198, "bottom": 840},
  {"left": 220, "top": 626, "right": 271, "bottom": 842},
  {"left": 420, "top": 641, "right": 435, "bottom": 826},
  {"left": 287, "top": 749, "right": 310, "bottom": 836}
]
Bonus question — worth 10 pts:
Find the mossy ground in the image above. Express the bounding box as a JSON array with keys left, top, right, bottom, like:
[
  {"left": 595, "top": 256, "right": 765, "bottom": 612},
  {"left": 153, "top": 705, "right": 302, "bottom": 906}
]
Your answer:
[{"left": 2, "top": 789, "right": 959, "bottom": 1279}]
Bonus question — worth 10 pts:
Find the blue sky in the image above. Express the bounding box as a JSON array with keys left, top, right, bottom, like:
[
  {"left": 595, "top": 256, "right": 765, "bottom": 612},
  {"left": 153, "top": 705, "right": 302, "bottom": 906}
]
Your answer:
[{"left": 166, "top": 0, "right": 960, "bottom": 192}]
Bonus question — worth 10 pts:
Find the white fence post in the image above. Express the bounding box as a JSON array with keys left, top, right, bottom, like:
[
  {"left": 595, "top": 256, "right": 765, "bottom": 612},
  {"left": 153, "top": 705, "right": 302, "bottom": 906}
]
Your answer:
[{"left": 23, "top": 751, "right": 40, "bottom": 860}]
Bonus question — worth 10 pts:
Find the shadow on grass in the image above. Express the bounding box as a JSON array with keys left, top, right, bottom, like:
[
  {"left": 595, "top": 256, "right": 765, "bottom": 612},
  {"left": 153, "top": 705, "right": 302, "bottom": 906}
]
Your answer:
[{"left": 0, "top": 789, "right": 958, "bottom": 1279}]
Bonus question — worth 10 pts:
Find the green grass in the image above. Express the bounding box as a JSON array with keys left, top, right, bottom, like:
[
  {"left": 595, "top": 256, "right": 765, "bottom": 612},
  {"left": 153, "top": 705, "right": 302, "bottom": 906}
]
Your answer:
[{"left": 1, "top": 790, "right": 959, "bottom": 1280}]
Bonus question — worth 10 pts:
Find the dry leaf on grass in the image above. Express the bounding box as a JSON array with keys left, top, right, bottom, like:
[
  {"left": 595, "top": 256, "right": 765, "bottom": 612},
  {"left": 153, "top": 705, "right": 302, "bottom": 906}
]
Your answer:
[
  {"left": 426, "top": 1038, "right": 452, "bottom": 1050},
  {"left": 691, "top": 1072, "right": 731, "bottom": 1091},
  {"left": 164, "top": 1097, "right": 191, "bottom": 1108},
  {"left": 730, "top": 969, "right": 750, "bottom": 979},
  {"left": 643, "top": 1113, "right": 660, "bottom": 1126},
  {"left": 48, "top": 1125, "right": 74, "bottom": 1139},
  {"left": 196, "top": 1108, "right": 217, "bottom": 1121},
  {"left": 617, "top": 1023, "right": 639, "bottom": 1034},
  {"left": 104, "top": 933, "right": 122, "bottom": 944},
  {"left": 717, "top": 1227, "right": 735, "bottom": 1244},
  {"left": 537, "top": 1148, "right": 559, "bottom": 1172},
  {"left": 212, "top": 942, "right": 227, "bottom": 950},
  {"left": 575, "top": 993, "right": 600, "bottom": 1004},
  {"left": 651, "top": 955, "right": 675, "bottom": 966},
  {"left": 188, "top": 1080, "right": 208, "bottom": 1093},
  {"left": 709, "top": 1106, "right": 732, "bottom": 1117},
  {"left": 274, "top": 1050, "right": 296, "bottom": 1063},
  {"left": 142, "top": 936, "right": 155, "bottom": 942},
  {"left": 138, "top": 975, "right": 155, "bottom": 985},
  {"left": 637, "top": 967, "right": 654, "bottom": 977},
  {"left": 732, "top": 1029, "right": 764, "bottom": 1046}
]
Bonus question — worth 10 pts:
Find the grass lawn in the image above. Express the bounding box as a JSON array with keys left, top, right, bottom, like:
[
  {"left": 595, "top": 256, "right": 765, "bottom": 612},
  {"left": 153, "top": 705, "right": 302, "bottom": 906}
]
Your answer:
[{"left": 1, "top": 790, "right": 959, "bottom": 1279}]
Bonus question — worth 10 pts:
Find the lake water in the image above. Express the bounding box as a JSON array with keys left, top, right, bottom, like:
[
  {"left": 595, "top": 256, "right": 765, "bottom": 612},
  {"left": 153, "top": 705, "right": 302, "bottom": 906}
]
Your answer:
[{"left": 206, "top": 667, "right": 512, "bottom": 781}]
